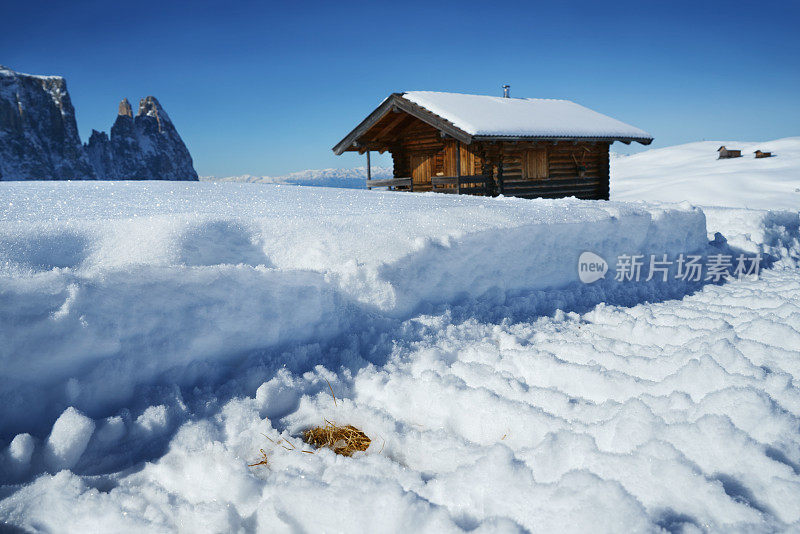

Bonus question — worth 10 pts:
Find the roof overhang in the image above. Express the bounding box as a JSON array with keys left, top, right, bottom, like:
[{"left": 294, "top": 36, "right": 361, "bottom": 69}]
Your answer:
[
  {"left": 472, "top": 135, "right": 653, "bottom": 146},
  {"left": 332, "top": 93, "right": 472, "bottom": 155}
]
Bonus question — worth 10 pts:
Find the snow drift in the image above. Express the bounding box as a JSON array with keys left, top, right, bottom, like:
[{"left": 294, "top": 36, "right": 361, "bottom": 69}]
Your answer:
[
  {"left": 1, "top": 178, "right": 800, "bottom": 532},
  {"left": 1, "top": 181, "right": 709, "bottom": 438}
]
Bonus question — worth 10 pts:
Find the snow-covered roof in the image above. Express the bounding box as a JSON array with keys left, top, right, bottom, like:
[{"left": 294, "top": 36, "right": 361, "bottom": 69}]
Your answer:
[
  {"left": 333, "top": 90, "right": 653, "bottom": 154},
  {"left": 402, "top": 91, "right": 652, "bottom": 142}
]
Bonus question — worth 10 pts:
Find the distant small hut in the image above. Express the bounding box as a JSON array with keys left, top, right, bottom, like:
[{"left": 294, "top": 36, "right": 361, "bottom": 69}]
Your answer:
[
  {"left": 718, "top": 146, "right": 742, "bottom": 159},
  {"left": 754, "top": 150, "right": 773, "bottom": 158},
  {"left": 332, "top": 90, "right": 653, "bottom": 200}
]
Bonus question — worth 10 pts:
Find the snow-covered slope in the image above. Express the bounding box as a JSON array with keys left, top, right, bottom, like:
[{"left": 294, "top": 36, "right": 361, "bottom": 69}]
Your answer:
[
  {"left": 205, "top": 137, "right": 800, "bottom": 207},
  {"left": 1, "top": 181, "right": 799, "bottom": 532},
  {"left": 200, "top": 166, "right": 390, "bottom": 188},
  {"left": 5, "top": 267, "right": 800, "bottom": 532},
  {"left": 612, "top": 137, "right": 800, "bottom": 209},
  {"left": 0, "top": 181, "right": 709, "bottom": 439}
]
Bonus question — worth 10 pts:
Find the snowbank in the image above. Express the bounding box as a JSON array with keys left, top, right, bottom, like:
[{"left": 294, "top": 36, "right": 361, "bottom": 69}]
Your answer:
[
  {"left": 703, "top": 207, "right": 800, "bottom": 268},
  {"left": 612, "top": 137, "right": 800, "bottom": 210},
  {"left": 2, "top": 181, "right": 800, "bottom": 532},
  {"left": 3, "top": 267, "right": 800, "bottom": 532},
  {"left": 1, "top": 181, "right": 708, "bottom": 438}
]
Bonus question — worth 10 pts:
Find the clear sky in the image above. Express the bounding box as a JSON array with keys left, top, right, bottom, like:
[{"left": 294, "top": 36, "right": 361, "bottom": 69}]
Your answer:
[{"left": 3, "top": 0, "right": 799, "bottom": 176}]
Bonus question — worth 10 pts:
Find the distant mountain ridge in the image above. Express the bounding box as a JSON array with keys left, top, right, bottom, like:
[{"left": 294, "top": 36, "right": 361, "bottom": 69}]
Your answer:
[
  {"left": 200, "top": 166, "right": 392, "bottom": 188},
  {"left": 0, "top": 65, "right": 197, "bottom": 180}
]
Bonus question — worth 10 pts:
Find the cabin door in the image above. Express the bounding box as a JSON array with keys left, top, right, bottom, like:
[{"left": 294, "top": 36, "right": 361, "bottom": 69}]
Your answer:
[
  {"left": 444, "top": 142, "right": 479, "bottom": 177},
  {"left": 410, "top": 153, "right": 432, "bottom": 186}
]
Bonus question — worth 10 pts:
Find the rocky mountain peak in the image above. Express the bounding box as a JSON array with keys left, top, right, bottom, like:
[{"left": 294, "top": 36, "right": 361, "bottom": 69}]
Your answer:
[
  {"left": 0, "top": 66, "right": 93, "bottom": 179},
  {"left": 137, "top": 96, "right": 162, "bottom": 116},
  {"left": 136, "top": 96, "right": 172, "bottom": 134},
  {"left": 0, "top": 66, "right": 197, "bottom": 181},
  {"left": 118, "top": 98, "right": 133, "bottom": 117},
  {"left": 91, "top": 93, "right": 196, "bottom": 180}
]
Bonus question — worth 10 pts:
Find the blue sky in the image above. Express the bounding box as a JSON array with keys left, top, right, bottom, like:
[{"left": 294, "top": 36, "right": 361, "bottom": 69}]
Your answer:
[{"left": 3, "top": 0, "right": 799, "bottom": 176}]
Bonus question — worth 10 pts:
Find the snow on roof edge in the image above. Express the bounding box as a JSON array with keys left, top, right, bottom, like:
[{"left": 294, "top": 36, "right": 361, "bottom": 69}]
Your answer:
[{"left": 401, "top": 90, "right": 653, "bottom": 142}]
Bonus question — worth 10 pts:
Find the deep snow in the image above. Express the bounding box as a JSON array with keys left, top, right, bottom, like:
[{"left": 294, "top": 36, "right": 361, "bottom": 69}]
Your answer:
[
  {"left": 1, "top": 172, "right": 799, "bottom": 532},
  {"left": 3, "top": 250, "right": 800, "bottom": 532},
  {"left": 0, "top": 181, "right": 711, "bottom": 439}
]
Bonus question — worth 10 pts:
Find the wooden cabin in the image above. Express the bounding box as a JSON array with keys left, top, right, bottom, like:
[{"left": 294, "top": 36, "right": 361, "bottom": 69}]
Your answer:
[
  {"left": 718, "top": 146, "right": 742, "bottom": 159},
  {"left": 754, "top": 150, "right": 773, "bottom": 158},
  {"left": 332, "top": 91, "right": 653, "bottom": 200}
]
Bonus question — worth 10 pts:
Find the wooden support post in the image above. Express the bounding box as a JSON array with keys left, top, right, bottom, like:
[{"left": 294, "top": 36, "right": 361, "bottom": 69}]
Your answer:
[
  {"left": 482, "top": 151, "right": 494, "bottom": 197},
  {"left": 456, "top": 140, "right": 462, "bottom": 195},
  {"left": 497, "top": 156, "right": 504, "bottom": 195},
  {"left": 366, "top": 151, "right": 371, "bottom": 190}
]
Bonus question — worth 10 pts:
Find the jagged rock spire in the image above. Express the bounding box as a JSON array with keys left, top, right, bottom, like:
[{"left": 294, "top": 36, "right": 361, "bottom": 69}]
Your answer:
[
  {"left": 118, "top": 98, "right": 133, "bottom": 117},
  {"left": 95, "top": 94, "right": 196, "bottom": 180},
  {"left": 137, "top": 96, "right": 162, "bottom": 116}
]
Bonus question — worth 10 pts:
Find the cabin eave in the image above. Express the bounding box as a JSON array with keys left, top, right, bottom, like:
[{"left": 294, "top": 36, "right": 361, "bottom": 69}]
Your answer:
[
  {"left": 332, "top": 94, "right": 472, "bottom": 155},
  {"left": 471, "top": 135, "right": 653, "bottom": 146}
]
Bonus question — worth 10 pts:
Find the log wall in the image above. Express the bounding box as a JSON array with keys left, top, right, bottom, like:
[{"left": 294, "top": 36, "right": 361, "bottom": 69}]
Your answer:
[
  {"left": 391, "top": 123, "right": 486, "bottom": 191},
  {"left": 481, "top": 141, "right": 611, "bottom": 200},
  {"left": 376, "top": 113, "right": 611, "bottom": 200}
]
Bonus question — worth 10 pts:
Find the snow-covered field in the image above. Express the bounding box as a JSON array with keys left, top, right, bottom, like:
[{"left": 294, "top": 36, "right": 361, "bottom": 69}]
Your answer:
[
  {"left": 199, "top": 166, "right": 390, "bottom": 188},
  {"left": 613, "top": 137, "right": 800, "bottom": 210},
  {"left": 203, "top": 137, "right": 800, "bottom": 210},
  {"left": 1, "top": 143, "right": 800, "bottom": 532}
]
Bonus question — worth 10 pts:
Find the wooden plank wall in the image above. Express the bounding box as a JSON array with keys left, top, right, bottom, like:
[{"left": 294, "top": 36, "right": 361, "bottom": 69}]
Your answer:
[
  {"left": 481, "top": 141, "right": 610, "bottom": 200},
  {"left": 391, "top": 124, "right": 486, "bottom": 190},
  {"left": 391, "top": 122, "right": 440, "bottom": 191},
  {"left": 378, "top": 114, "right": 611, "bottom": 200}
]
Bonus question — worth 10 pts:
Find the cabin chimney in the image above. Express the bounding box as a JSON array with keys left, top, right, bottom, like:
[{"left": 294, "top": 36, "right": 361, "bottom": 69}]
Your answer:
[{"left": 502, "top": 84, "right": 510, "bottom": 98}]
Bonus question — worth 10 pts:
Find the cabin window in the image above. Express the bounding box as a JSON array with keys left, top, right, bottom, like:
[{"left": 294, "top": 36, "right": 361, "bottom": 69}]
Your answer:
[{"left": 523, "top": 149, "right": 548, "bottom": 180}]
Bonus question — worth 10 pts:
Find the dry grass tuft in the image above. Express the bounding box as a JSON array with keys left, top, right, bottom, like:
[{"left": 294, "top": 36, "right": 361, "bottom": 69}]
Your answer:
[
  {"left": 249, "top": 380, "right": 374, "bottom": 467},
  {"left": 249, "top": 449, "right": 269, "bottom": 467},
  {"left": 303, "top": 420, "right": 371, "bottom": 457}
]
